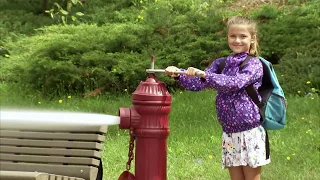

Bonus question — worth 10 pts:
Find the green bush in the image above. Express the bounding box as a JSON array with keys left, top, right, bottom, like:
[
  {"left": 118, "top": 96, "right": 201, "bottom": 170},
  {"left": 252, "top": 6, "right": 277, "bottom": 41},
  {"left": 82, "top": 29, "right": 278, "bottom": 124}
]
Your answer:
[
  {"left": 0, "top": 0, "right": 44, "bottom": 14},
  {"left": 1, "top": 0, "right": 319, "bottom": 97},
  {"left": 0, "top": 10, "right": 53, "bottom": 44},
  {"left": 1, "top": 23, "right": 152, "bottom": 96},
  {"left": 276, "top": 53, "right": 320, "bottom": 96},
  {"left": 257, "top": 2, "right": 320, "bottom": 59},
  {"left": 255, "top": 2, "right": 320, "bottom": 95}
]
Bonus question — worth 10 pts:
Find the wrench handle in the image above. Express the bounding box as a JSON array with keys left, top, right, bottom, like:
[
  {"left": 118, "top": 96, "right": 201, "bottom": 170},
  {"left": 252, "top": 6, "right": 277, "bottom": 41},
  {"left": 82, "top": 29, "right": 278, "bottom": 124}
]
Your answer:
[{"left": 146, "top": 69, "right": 205, "bottom": 77}]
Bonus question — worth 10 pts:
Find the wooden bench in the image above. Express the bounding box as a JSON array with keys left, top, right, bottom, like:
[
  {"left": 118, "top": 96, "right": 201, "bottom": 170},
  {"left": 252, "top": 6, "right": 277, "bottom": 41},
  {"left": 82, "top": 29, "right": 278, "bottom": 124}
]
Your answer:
[{"left": 0, "top": 125, "right": 108, "bottom": 180}]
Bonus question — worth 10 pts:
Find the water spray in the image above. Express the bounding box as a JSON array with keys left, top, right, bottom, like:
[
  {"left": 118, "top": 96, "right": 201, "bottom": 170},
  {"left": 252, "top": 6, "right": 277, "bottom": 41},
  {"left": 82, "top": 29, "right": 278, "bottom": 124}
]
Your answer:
[{"left": 0, "top": 109, "right": 120, "bottom": 132}]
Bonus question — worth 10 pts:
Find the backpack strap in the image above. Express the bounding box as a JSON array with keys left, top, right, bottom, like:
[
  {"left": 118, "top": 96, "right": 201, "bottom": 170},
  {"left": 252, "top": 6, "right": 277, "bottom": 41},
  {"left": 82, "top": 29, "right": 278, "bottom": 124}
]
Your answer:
[
  {"left": 240, "top": 56, "right": 264, "bottom": 108},
  {"left": 217, "top": 56, "right": 251, "bottom": 74},
  {"left": 217, "top": 58, "right": 226, "bottom": 74},
  {"left": 218, "top": 56, "right": 264, "bottom": 108}
]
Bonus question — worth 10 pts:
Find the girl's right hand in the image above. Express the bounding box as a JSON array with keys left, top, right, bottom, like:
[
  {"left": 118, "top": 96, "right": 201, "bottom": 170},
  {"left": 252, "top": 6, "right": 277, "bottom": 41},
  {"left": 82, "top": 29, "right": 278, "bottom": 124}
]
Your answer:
[{"left": 165, "top": 66, "right": 181, "bottom": 77}]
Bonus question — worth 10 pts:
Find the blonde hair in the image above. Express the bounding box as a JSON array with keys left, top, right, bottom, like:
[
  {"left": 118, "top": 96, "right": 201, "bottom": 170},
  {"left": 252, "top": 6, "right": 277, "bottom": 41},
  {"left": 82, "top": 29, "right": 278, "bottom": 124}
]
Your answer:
[{"left": 227, "top": 16, "right": 259, "bottom": 56}]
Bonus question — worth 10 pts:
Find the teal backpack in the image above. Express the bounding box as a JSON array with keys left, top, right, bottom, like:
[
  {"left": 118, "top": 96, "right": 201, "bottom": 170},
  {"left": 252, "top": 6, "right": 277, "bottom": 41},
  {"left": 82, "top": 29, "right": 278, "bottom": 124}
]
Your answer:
[{"left": 218, "top": 56, "right": 287, "bottom": 130}]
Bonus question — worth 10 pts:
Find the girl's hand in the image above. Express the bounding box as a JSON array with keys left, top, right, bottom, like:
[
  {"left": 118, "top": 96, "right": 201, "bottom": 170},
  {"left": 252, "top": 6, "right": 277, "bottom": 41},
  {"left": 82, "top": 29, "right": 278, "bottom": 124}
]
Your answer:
[
  {"left": 165, "top": 66, "right": 181, "bottom": 77},
  {"left": 186, "top": 67, "right": 206, "bottom": 78}
]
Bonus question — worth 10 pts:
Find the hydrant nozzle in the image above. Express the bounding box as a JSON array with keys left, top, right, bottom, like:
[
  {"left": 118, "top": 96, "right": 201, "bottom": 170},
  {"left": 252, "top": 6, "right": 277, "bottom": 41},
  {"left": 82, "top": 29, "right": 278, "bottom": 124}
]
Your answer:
[{"left": 119, "top": 107, "right": 141, "bottom": 129}]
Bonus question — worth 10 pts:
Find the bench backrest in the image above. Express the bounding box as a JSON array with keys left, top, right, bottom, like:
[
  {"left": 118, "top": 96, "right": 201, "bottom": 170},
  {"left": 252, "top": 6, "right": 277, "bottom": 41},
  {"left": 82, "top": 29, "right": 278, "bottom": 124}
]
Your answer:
[{"left": 0, "top": 126, "right": 108, "bottom": 180}]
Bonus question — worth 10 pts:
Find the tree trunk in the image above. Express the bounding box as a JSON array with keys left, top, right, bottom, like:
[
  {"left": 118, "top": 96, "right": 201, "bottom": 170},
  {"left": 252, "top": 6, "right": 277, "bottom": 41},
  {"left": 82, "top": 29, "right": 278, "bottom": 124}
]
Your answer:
[{"left": 42, "top": 0, "right": 48, "bottom": 14}]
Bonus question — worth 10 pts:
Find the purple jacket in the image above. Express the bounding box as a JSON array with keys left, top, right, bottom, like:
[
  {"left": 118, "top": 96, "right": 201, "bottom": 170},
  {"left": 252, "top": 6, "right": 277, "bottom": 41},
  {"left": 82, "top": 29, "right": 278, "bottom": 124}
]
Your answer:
[{"left": 176, "top": 52, "right": 263, "bottom": 133}]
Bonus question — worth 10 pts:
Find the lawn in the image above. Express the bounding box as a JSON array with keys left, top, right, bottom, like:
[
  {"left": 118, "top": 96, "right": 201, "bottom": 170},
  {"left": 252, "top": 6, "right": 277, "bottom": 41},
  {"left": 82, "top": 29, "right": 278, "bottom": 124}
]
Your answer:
[{"left": 1, "top": 82, "right": 319, "bottom": 180}]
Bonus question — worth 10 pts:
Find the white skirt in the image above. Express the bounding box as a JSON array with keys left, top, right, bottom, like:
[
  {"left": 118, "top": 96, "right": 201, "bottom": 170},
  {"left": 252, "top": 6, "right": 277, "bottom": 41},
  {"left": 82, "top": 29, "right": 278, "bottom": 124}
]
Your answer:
[{"left": 221, "top": 125, "right": 271, "bottom": 169}]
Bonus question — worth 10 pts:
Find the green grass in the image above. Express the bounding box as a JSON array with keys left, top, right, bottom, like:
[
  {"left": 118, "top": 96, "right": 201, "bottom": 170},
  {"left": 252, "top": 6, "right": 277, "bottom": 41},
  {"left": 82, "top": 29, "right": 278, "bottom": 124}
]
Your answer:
[{"left": 1, "top": 83, "right": 319, "bottom": 180}]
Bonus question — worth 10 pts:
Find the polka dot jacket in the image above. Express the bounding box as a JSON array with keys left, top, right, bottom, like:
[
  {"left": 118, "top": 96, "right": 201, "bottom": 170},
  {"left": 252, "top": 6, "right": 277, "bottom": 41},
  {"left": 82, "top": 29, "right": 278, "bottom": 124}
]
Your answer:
[{"left": 175, "top": 53, "right": 263, "bottom": 133}]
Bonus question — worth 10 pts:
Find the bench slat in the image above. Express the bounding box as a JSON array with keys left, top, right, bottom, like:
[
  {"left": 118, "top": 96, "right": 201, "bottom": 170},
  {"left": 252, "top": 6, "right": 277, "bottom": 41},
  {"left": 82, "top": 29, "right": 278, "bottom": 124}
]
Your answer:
[
  {"left": 0, "top": 171, "right": 85, "bottom": 180},
  {"left": 0, "top": 162, "right": 98, "bottom": 180},
  {"left": 0, "top": 122, "right": 108, "bottom": 133},
  {"left": 0, "top": 138, "right": 103, "bottom": 150},
  {"left": 0, "top": 130, "right": 105, "bottom": 142},
  {"left": 0, "top": 146, "right": 101, "bottom": 158},
  {"left": 0, "top": 171, "right": 49, "bottom": 180},
  {"left": 48, "top": 174, "right": 83, "bottom": 180},
  {"left": 0, "top": 153, "right": 100, "bottom": 166}
]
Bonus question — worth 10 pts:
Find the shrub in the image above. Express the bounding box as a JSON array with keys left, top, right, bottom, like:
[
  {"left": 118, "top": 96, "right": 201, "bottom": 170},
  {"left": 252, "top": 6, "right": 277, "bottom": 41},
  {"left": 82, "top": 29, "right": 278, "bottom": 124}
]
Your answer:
[
  {"left": 1, "top": 0, "right": 319, "bottom": 97},
  {"left": 255, "top": 2, "right": 320, "bottom": 95},
  {"left": 1, "top": 23, "right": 152, "bottom": 96},
  {"left": 257, "top": 2, "right": 320, "bottom": 59},
  {"left": 276, "top": 52, "right": 320, "bottom": 96},
  {"left": 0, "top": 10, "right": 53, "bottom": 44}
]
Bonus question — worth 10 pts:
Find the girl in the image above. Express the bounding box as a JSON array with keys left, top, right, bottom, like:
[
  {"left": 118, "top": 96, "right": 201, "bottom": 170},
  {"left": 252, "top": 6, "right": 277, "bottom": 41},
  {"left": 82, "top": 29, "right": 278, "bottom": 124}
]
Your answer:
[{"left": 165, "top": 16, "right": 270, "bottom": 180}]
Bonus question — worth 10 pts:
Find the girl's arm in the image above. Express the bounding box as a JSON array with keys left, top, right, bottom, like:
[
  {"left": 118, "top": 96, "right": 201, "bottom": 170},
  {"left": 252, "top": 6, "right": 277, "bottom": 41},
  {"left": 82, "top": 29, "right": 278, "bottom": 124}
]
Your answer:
[
  {"left": 175, "top": 58, "right": 225, "bottom": 91},
  {"left": 202, "top": 57, "right": 263, "bottom": 92}
]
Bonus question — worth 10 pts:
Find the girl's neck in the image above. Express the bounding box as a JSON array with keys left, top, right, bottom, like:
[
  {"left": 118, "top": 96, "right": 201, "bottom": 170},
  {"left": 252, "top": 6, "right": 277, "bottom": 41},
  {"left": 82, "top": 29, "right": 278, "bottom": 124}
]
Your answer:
[{"left": 233, "top": 52, "right": 248, "bottom": 55}]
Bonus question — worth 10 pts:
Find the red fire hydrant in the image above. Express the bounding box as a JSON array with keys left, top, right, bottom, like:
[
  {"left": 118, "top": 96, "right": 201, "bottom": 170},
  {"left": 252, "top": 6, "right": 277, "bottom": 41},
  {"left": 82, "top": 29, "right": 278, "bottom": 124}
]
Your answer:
[{"left": 119, "top": 73, "right": 172, "bottom": 180}]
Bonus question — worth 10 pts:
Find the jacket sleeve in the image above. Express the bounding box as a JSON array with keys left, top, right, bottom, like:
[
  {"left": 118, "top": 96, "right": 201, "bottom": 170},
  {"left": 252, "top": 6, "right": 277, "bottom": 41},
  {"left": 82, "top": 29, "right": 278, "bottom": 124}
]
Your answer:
[
  {"left": 202, "top": 57, "right": 263, "bottom": 92},
  {"left": 175, "top": 58, "right": 225, "bottom": 91}
]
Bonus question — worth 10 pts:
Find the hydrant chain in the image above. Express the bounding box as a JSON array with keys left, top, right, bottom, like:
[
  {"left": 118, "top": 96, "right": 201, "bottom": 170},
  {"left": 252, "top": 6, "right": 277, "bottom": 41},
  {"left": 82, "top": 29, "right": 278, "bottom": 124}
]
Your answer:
[{"left": 126, "top": 128, "right": 135, "bottom": 171}]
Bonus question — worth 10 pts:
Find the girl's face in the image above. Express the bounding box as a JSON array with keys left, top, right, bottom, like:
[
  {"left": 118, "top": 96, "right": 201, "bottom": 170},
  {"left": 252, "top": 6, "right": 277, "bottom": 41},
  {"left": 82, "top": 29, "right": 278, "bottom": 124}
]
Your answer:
[{"left": 227, "top": 24, "right": 255, "bottom": 54}]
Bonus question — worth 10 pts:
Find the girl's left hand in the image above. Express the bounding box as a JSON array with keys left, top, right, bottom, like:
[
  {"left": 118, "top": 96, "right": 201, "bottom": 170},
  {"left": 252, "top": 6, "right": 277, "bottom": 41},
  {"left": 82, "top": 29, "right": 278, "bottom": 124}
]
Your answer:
[{"left": 185, "top": 67, "right": 206, "bottom": 78}]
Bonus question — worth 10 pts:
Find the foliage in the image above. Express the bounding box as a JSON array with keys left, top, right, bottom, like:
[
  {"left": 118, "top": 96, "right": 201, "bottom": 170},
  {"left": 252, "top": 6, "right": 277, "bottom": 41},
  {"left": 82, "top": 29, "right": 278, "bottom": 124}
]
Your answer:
[
  {"left": 256, "top": 2, "right": 320, "bottom": 94},
  {"left": 257, "top": 2, "right": 320, "bottom": 58},
  {"left": 0, "top": 10, "right": 52, "bottom": 45},
  {"left": 0, "top": 0, "right": 319, "bottom": 96},
  {"left": 276, "top": 54, "right": 320, "bottom": 96},
  {"left": 45, "top": 0, "right": 85, "bottom": 25},
  {"left": 0, "top": 0, "right": 44, "bottom": 14},
  {"left": 1, "top": 23, "right": 152, "bottom": 96}
]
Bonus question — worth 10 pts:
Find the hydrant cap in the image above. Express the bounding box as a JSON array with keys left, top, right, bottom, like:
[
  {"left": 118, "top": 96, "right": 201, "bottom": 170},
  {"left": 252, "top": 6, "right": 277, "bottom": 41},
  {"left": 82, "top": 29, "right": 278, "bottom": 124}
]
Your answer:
[{"left": 132, "top": 75, "right": 171, "bottom": 103}]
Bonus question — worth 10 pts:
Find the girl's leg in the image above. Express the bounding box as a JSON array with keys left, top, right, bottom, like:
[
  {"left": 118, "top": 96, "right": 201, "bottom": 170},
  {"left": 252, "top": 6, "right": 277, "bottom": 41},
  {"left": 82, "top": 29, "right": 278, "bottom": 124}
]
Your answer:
[
  {"left": 242, "top": 166, "right": 261, "bottom": 180},
  {"left": 228, "top": 166, "right": 245, "bottom": 180}
]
